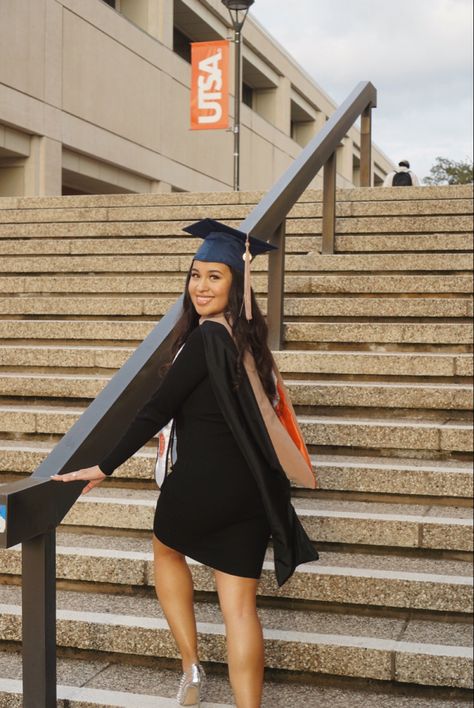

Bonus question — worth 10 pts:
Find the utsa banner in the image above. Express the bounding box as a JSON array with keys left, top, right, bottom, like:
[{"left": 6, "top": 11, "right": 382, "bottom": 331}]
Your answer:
[{"left": 191, "top": 40, "right": 229, "bottom": 130}]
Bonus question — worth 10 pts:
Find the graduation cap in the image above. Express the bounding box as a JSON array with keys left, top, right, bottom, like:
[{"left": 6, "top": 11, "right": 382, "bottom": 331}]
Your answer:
[{"left": 182, "top": 218, "right": 277, "bottom": 321}]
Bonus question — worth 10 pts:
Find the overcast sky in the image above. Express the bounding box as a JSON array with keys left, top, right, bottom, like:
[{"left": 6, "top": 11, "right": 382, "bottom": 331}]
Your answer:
[{"left": 249, "top": 0, "right": 473, "bottom": 180}]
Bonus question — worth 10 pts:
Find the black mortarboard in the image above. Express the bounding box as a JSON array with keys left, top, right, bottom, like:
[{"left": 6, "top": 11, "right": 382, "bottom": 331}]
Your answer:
[
  {"left": 182, "top": 219, "right": 276, "bottom": 273},
  {"left": 182, "top": 219, "right": 277, "bottom": 320}
]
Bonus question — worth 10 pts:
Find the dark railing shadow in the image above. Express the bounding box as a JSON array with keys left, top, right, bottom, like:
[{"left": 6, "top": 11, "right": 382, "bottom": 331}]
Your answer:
[{"left": 0, "top": 80, "right": 376, "bottom": 707}]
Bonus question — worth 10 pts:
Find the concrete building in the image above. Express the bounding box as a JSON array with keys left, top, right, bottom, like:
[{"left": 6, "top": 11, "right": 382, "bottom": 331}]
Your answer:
[{"left": 0, "top": 0, "right": 394, "bottom": 196}]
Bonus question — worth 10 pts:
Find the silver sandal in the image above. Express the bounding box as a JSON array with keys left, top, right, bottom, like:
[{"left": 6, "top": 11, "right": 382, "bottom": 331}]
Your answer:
[{"left": 176, "top": 662, "right": 206, "bottom": 706}]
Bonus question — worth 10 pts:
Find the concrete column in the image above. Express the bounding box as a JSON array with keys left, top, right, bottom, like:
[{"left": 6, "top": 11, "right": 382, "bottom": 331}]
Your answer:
[
  {"left": 314, "top": 110, "right": 327, "bottom": 133},
  {"left": 120, "top": 0, "right": 174, "bottom": 49},
  {"left": 254, "top": 76, "right": 291, "bottom": 134},
  {"left": 336, "top": 137, "right": 354, "bottom": 185},
  {"left": 0, "top": 162, "right": 25, "bottom": 196},
  {"left": 24, "top": 136, "right": 62, "bottom": 196},
  {"left": 151, "top": 180, "right": 172, "bottom": 193},
  {"left": 292, "top": 121, "right": 317, "bottom": 147}
]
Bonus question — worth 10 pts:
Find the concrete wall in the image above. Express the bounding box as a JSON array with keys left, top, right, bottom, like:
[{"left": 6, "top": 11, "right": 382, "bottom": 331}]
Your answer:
[{"left": 0, "top": 0, "right": 394, "bottom": 196}]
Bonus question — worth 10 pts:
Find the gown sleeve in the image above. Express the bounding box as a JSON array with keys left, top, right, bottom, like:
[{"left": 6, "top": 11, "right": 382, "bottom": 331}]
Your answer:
[{"left": 97, "top": 325, "right": 207, "bottom": 475}]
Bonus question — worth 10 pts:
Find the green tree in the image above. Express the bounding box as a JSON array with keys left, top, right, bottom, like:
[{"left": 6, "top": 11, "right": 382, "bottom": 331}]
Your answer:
[{"left": 423, "top": 156, "right": 473, "bottom": 185}]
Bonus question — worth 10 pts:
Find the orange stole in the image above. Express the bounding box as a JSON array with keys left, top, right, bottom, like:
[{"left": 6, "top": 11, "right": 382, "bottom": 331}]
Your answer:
[{"left": 274, "top": 379, "right": 313, "bottom": 472}]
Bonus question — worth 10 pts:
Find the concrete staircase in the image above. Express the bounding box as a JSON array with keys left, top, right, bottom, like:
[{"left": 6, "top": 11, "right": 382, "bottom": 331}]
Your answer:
[{"left": 0, "top": 185, "right": 472, "bottom": 707}]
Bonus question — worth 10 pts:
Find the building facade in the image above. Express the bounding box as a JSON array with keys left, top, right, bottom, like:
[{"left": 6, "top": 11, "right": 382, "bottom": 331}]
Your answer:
[{"left": 0, "top": 0, "right": 394, "bottom": 196}]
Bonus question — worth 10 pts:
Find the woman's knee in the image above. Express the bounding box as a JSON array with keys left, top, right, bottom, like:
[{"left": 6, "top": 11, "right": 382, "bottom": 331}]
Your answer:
[
  {"left": 214, "top": 571, "right": 259, "bottom": 622},
  {"left": 153, "top": 535, "right": 185, "bottom": 563}
]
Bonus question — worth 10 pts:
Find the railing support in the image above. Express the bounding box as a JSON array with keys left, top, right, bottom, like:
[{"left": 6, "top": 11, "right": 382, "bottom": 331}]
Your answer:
[
  {"left": 22, "top": 530, "right": 56, "bottom": 707},
  {"left": 322, "top": 152, "right": 337, "bottom": 254},
  {"left": 360, "top": 105, "right": 372, "bottom": 187},
  {"left": 266, "top": 220, "right": 286, "bottom": 350}
]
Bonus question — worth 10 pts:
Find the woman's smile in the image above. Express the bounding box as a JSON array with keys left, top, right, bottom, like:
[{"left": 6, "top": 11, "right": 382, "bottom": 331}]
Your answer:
[{"left": 189, "top": 260, "right": 232, "bottom": 316}]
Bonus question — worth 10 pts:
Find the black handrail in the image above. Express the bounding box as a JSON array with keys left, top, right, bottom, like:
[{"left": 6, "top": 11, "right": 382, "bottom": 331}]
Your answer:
[{"left": 0, "top": 80, "right": 376, "bottom": 707}]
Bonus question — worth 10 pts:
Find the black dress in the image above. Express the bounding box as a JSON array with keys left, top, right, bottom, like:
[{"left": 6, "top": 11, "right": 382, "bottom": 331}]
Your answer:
[{"left": 98, "top": 323, "right": 271, "bottom": 579}]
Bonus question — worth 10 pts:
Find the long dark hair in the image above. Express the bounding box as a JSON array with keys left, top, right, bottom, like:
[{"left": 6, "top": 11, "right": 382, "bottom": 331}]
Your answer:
[{"left": 165, "top": 261, "right": 276, "bottom": 402}]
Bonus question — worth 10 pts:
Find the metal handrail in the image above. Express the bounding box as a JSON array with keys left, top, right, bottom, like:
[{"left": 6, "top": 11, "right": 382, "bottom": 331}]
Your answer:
[
  {"left": 242, "top": 81, "right": 376, "bottom": 238},
  {"left": 0, "top": 80, "right": 376, "bottom": 707}
]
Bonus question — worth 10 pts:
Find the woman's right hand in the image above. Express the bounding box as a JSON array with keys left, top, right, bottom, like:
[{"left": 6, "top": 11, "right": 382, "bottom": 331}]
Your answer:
[{"left": 51, "top": 465, "right": 106, "bottom": 495}]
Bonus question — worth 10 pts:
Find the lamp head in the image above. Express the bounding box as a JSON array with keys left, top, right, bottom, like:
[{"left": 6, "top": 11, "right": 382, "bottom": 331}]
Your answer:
[{"left": 222, "top": 0, "right": 254, "bottom": 9}]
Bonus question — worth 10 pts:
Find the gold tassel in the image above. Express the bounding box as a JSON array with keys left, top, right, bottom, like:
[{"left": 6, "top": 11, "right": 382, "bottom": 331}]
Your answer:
[{"left": 243, "top": 236, "right": 252, "bottom": 321}]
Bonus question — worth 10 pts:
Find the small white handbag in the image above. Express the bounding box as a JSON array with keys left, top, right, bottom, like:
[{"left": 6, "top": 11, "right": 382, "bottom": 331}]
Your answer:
[
  {"left": 154, "top": 418, "right": 176, "bottom": 489},
  {"left": 154, "top": 345, "right": 183, "bottom": 489}
]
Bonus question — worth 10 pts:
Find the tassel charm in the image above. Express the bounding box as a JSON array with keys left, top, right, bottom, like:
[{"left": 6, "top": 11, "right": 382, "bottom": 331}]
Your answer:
[{"left": 243, "top": 236, "right": 253, "bottom": 321}]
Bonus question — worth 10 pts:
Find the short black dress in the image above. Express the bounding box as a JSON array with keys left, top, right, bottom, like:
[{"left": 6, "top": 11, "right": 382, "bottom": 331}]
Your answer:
[{"left": 98, "top": 323, "right": 271, "bottom": 579}]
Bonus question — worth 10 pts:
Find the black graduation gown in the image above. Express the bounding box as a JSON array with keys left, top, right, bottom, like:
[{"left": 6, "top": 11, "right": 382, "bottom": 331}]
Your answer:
[{"left": 200, "top": 320, "right": 318, "bottom": 587}]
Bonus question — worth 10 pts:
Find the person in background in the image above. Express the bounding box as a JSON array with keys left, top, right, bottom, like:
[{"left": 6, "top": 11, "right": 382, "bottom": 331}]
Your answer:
[{"left": 383, "top": 160, "right": 420, "bottom": 187}]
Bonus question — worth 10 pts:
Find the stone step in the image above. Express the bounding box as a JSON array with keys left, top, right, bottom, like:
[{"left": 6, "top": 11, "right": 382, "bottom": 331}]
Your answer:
[
  {"left": 0, "top": 295, "right": 471, "bottom": 319},
  {"left": 0, "top": 586, "right": 471, "bottom": 688},
  {"left": 0, "top": 372, "right": 471, "bottom": 411},
  {"left": 1, "top": 403, "right": 472, "bottom": 453},
  {"left": 1, "top": 215, "right": 472, "bottom": 240},
  {"left": 0, "top": 677, "right": 231, "bottom": 708},
  {"left": 285, "top": 322, "right": 473, "bottom": 345},
  {"left": 0, "top": 345, "right": 471, "bottom": 378},
  {"left": 1, "top": 273, "right": 471, "bottom": 294},
  {"left": 298, "top": 415, "right": 473, "bottom": 454},
  {"left": 0, "top": 197, "right": 471, "bottom": 223},
  {"left": 0, "top": 221, "right": 470, "bottom": 245},
  {"left": 2, "top": 649, "right": 471, "bottom": 708},
  {"left": 1, "top": 320, "right": 472, "bottom": 347},
  {"left": 0, "top": 184, "right": 471, "bottom": 210},
  {"left": 2, "top": 440, "right": 471, "bottom": 499},
  {"left": 54, "top": 489, "right": 473, "bottom": 552},
  {"left": 0, "top": 253, "right": 471, "bottom": 273},
  {"left": 1, "top": 232, "right": 472, "bottom": 253},
  {"left": 1, "top": 532, "right": 472, "bottom": 613}
]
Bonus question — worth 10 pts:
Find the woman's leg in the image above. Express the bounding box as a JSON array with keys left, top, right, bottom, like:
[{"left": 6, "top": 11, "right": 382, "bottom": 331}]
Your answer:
[
  {"left": 152, "top": 534, "right": 199, "bottom": 671},
  {"left": 214, "top": 570, "right": 264, "bottom": 708}
]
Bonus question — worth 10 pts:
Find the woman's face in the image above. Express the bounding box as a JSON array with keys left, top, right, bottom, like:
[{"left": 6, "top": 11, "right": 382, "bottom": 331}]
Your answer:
[{"left": 188, "top": 260, "right": 232, "bottom": 317}]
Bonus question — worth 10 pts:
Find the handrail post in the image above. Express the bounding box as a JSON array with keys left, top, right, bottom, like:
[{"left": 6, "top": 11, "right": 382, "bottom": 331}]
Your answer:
[
  {"left": 322, "top": 152, "right": 337, "bottom": 254},
  {"left": 360, "top": 104, "right": 372, "bottom": 187},
  {"left": 22, "top": 530, "right": 57, "bottom": 707},
  {"left": 266, "top": 220, "right": 286, "bottom": 350}
]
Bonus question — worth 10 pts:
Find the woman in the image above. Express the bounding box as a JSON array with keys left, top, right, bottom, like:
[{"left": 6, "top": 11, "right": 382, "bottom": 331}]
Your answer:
[{"left": 53, "top": 219, "right": 318, "bottom": 708}]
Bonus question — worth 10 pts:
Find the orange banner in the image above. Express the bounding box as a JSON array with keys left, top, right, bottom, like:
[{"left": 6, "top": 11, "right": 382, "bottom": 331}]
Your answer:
[{"left": 191, "top": 40, "right": 229, "bottom": 130}]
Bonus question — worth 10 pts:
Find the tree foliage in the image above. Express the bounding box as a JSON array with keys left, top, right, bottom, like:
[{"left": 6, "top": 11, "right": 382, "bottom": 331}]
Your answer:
[{"left": 423, "top": 156, "right": 473, "bottom": 185}]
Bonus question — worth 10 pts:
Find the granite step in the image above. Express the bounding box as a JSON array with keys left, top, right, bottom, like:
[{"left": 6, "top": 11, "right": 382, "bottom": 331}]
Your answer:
[
  {"left": 1, "top": 440, "right": 472, "bottom": 499},
  {"left": 1, "top": 319, "right": 472, "bottom": 347},
  {"left": 1, "top": 232, "right": 472, "bottom": 253},
  {"left": 0, "top": 678, "right": 231, "bottom": 708},
  {"left": 53, "top": 488, "right": 473, "bottom": 552},
  {"left": 0, "top": 585, "right": 471, "bottom": 688},
  {"left": 0, "top": 372, "right": 471, "bottom": 411},
  {"left": 0, "top": 345, "right": 471, "bottom": 378},
  {"left": 1, "top": 531, "right": 472, "bottom": 612},
  {"left": 0, "top": 184, "right": 470, "bottom": 210},
  {"left": 1, "top": 273, "right": 471, "bottom": 295},
  {"left": 285, "top": 322, "right": 473, "bottom": 345},
  {"left": 1, "top": 191, "right": 472, "bottom": 223},
  {"left": 0, "top": 404, "right": 471, "bottom": 454},
  {"left": 0, "top": 295, "right": 471, "bottom": 318},
  {"left": 0, "top": 198, "right": 471, "bottom": 224},
  {"left": 298, "top": 414, "right": 473, "bottom": 454},
  {"left": 1, "top": 649, "right": 472, "bottom": 707},
  {"left": 0, "top": 253, "right": 471, "bottom": 274},
  {"left": 0, "top": 205, "right": 471, "bottom": 236},
  {"left": 1, "top": 215, "right": 472, "bottom": 239}
]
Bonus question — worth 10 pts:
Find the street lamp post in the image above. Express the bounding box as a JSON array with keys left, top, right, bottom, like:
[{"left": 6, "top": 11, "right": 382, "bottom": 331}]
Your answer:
[{"left": 222, "top": 0, "right": 254, "bottom": 191}]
